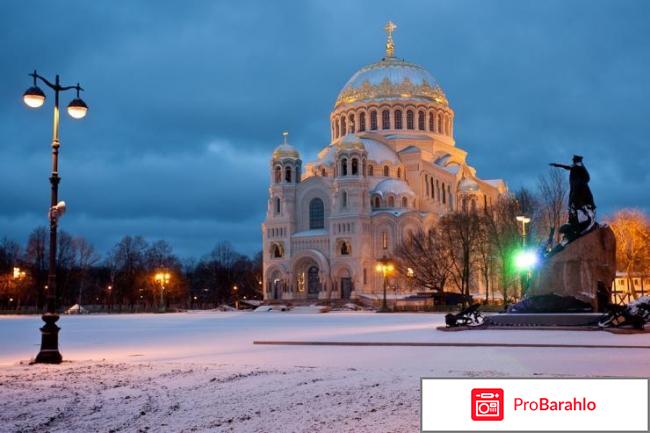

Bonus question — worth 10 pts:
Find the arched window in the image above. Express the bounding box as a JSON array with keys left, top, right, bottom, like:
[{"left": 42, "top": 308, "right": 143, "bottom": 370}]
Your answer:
[
  {"left": 370, "top": 111, "right": 378, "bottom": 130},
  {"left": 351, "top": 158, "right": 359, "bottom": 175},
  {"left": 442, "top": 182, "right": 446, "bottom": 204},
  {"left": 321, "top": 168, "right": 327, "bottom": 177},
  {"left": 285, "top": 166, "right": 292, "bottom": 183},
  {"left": 274, "top": 197, "right": 281, "bottom": 214},
  {"left": 349, "top": 114, "right": 355, "bottom": 133},
  {"left": 359, "top": 112, "right": 366, "bottom": 132},
  {"left": 402, "top": 197, "right": 408, "bottom": 208},
  {"left": 437, "top": 113, "right": 443, "bottom": 134},
  {"left": 342, "top": 190, "right": 348, "bottom": 208},
  {"left": 382, "top": 110, "right": 390, "bottom": 129},
  {"left": 340, "top": 241, "right": 350, "bottom": 255},
  {"left": 373, "top": 196, "right": 381, "bottom": 209},
  {"left": 368, "top": 165, "right": 374, "bottom": 176},
  {"left": 406, "top": 110, "right": 414, "bottom": 130},
  {"left": 382, "top": 232, "right": 388, "bottom": 249},
  {"left": 448, "top": 185, "right": 452, "bottom": 207},
  {"left": 388, "top": 196, "right": 395, "bottom": 208},
  {"left": 383, "top": 165, "right": 389, "bottom": 177},
  {"left": 341, "top": 117, "right": 347, "bottom": 136},
  {"left": 272, "top": 243, "right": 283, "bottom": 258},
  {"left": 430, "top": 177, "right": 434, "bottom": 199},
  {"left": 418, "top": 110, "right": 425, "bottom": 130},
  {"left": 309, "top": 198, "right": 325, "bottom": 229},
  {"left": 274, "top": 166, "right": 281, "bottom": 184},
  {"left": 397, "top": 168, "right": 401, "bottom": 178},
  {"left": 341, "top": 158, "right": 348, "bottom": 176},
  {"left": 394, "top": 110, "right": 402, "bottom": 129},
  {"left": 428, "top": 112, "right": 434, "bottom": 132}
]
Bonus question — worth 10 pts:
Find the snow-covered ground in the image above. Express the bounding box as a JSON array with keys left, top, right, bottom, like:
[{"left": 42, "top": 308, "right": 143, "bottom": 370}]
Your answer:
[{"left": 1, "top": 311, "right": 649, "bottom": 432}]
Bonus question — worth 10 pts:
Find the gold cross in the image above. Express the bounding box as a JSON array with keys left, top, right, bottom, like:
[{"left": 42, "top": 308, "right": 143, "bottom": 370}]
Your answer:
[{"left": 384, "top": 20, "right": 397, "bottom": 58}]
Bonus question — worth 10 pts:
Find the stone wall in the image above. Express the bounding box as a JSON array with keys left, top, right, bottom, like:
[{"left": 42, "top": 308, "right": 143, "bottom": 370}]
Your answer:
[{"left": 527, "top": 225, "right": 616, "bottom": 307}]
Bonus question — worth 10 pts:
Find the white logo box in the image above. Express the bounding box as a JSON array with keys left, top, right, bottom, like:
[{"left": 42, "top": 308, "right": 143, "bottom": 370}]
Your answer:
[{"left": 421, "top": 378, "right": 648, "bottom": 432}]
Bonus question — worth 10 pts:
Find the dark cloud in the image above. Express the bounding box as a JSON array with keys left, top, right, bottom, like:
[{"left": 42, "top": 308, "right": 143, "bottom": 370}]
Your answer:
[{"left": 1, "top": 0, "right": 649, "bottom": 258}]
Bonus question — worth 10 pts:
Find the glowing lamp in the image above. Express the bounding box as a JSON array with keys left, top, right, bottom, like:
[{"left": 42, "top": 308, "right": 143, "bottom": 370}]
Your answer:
[
  {"left": 67, "top": 98, "right": 88, "bottom": 119},
  {"left": 23, "top": 86, "right": 46, "bottom": 108},
  {"left": 514, "top": 249, "right": 539, "bottom": 271}
]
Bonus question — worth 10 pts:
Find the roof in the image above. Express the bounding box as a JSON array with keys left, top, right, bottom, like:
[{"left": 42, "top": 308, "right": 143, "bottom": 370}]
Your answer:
[{"left": 371, "top": 178, "right": 415, "bottom": 197}]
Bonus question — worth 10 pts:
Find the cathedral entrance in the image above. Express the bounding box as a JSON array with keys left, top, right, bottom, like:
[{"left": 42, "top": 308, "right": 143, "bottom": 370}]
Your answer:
[
  {"left": 307, "top": 266, "right": 321, "bottom": 298},
  {"left": 341, "top": 277, "right": 352, "bottom": 299}
]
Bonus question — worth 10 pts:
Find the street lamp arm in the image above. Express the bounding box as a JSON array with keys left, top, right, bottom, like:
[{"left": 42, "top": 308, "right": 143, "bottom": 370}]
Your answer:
[{"left": 30, "top": 70, "right": 83, "bottom": 93}]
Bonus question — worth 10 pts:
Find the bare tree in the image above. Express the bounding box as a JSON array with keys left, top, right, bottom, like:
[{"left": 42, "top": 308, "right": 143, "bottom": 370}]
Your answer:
[
  {"left": 608, "top": 209, "right": 650, "bottom": 298},
  {"left": 394, "top": 226, "right": 453, "bottom": 294},
  {"left": 537, "top": 168, "right": 567, "bottom": 244},
  {"left": 73, "top": 236, "right": 100, "bottom": 306},
  {"left": 439, "top": 211, "right": 482, "bottom": 301},
  {"left": 483, "top": 196, "right": 522, "bottom": 302}
]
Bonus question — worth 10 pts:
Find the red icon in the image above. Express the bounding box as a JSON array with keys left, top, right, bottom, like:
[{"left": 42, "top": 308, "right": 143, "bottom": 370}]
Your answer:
[{"left": 471, "top": 388, "right": 504, "bottom": 421}]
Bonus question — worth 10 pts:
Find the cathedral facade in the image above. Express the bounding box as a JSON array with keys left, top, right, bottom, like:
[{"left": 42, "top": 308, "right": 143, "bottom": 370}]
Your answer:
[{"left": 262, "top": 23, "right": 506, "bottom": 302}]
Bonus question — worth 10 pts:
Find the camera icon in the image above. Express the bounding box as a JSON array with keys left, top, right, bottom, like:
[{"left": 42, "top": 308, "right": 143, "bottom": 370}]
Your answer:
[{"left": 471, "top": 388, "right": 504, "bottom": 421}]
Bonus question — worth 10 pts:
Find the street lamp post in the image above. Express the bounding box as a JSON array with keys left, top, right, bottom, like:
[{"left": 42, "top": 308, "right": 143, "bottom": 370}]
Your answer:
[
  {"left": 515, "top": 215, "right": 533, "bottom": 297},
  {"left": 232, "top": 285, "right": 239, "bottom": 310},
  {"left": 515, "top": 215, "right": 531, "bottom": 247},
  {"left": 375, "top": 256, "right": 394, "bottom": 313},
  {"left": 23, "top": 70, "right": 88, "bottom": 364},
  {"left": 154, "top": 272, "right": 171, "bottom": 313}
]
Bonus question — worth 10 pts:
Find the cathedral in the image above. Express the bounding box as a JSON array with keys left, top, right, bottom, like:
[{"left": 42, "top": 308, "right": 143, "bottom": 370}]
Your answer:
[{"left": 262, "top": 22, "right": 507, "bottom": 302}]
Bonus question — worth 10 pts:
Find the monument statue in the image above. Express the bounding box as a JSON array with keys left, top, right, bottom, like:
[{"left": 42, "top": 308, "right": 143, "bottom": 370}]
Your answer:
[
  {"left": 550, "top": 155, "right": 597, "bottom": 244},
  {"left": 523, "top": 155, "right": 616, "bottom": 310}
]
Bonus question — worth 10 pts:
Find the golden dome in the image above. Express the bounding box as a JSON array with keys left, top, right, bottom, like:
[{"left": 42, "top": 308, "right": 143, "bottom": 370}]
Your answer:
[
  {"left": 272, "top": 131, "right": 300, "bottom": 159},
  {"left": 335, "top": 58, "right": 447, "bottom": 109}
]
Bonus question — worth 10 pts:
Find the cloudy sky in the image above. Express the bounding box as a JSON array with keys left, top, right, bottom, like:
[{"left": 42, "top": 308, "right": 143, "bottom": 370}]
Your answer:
[{"left": 1, "top": 0, "right": 648, "bottom": 259}]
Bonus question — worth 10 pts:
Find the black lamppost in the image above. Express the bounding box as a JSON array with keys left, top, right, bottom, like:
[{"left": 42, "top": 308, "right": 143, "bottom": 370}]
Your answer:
[
  {"left": 23, "top": 70, "right": 88, "bottom": 364},
  {"left": 375, "top": 255, "right": 394, "bottom": 313}
]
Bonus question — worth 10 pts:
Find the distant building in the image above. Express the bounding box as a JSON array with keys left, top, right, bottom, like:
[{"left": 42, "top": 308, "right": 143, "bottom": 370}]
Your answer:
[
  {"left": 612, "top": 272, "right": 650, "bottom": 303},
  {"left": 262, "top": 23, "right": 507, "bottom": 302}
]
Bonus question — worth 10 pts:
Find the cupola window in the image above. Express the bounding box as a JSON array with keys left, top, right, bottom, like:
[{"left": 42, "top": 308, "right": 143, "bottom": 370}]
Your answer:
[
  {"left": 382, "top": 110, "right": 390, "bottom": 129},
  {"left": 274, "top": 166, "right": 281, "bottom": 184},
  {"left": 359, "top": 112, "right": 366, "bottom": 131},
  {"left": 406, "top": 110, "right": 414, "bottom": 130},
  {"left": 285, "top": 166, "right": 292, "bottom": 183},
  {"left": 418, "top": 111, "right": 425, "bottom": 130},
  {"left": 370, "top": 111, "right": 378, "bottom": 130},
  {"left": 394, "top": 110, "right": 402, "bottom": 129},
  {"left": 351, "top": 158, "right": 359, "bottom": 175}
]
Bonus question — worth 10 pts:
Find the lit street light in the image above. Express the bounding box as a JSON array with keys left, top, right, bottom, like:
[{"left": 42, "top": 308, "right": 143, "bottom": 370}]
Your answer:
[
  {"left": 515, "top": 215, "right": 531, "bottom": 247},
  {"left": 154, "top": 272, "right": 171, "bottom": 313},
  {"left": 23, "top": 70, "right": 88, "bottom": 364},
  {"left": 375, "top": 256, "right": 394, "bottom": 313},
  {"left": 232, "top": 285, "right": 239, "bottom": 310}
]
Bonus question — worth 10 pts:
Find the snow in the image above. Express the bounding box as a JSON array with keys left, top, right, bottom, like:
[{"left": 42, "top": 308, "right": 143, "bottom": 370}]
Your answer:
[
  {"left": 371, "top": 178, "right": 416, "bottom": 197},
  {"left": 1, "top": 312, "right": 649, "bottom": 432}
]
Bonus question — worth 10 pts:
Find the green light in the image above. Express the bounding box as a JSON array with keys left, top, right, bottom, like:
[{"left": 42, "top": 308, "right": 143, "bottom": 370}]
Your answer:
[{"left": 514, "top": 249, "right": 539, "bottom": 271}]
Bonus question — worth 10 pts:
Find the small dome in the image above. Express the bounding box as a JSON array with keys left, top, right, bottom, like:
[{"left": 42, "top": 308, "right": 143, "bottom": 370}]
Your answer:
[
  {"left": 337, "top": 133, "right": 366, "bottom": 152},
  {"left": 317, "top": 137, "right": 399, "bottom": 165},
  {"left": 458, "top": 177, "right": 480, "bottom": 193},
  {"left": 371, "top": 179, "right": 416, "bottom": 197},
  {"left": 273, "top": 133, "right": 300, "bottom": 159}
]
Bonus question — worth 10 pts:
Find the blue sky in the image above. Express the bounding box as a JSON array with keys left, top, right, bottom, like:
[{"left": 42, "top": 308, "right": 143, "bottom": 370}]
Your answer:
[{"left": 1, "top": 0, "right": 649, "bottom": 258}]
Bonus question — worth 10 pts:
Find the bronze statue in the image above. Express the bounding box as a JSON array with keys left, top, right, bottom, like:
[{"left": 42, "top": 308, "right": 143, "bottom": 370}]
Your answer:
[{"left": 550, "top": 155, "right": 597, "bottom": 245}]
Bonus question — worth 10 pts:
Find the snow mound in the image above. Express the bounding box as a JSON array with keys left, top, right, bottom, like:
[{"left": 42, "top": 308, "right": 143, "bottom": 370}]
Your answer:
[{"left": 64, "top": 304, "right": 89, "bottom": 314}]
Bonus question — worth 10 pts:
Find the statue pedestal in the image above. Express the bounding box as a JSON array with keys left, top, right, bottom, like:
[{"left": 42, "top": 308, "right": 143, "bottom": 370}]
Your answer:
[{"left": 527, "top": 225, "right": 617, "bottom": 308}]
